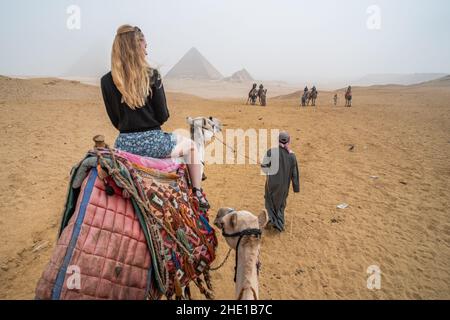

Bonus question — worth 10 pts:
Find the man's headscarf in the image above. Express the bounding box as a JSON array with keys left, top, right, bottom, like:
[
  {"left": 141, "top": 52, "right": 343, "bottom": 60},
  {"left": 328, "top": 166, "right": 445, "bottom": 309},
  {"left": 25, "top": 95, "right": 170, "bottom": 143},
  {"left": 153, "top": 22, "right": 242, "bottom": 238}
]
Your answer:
[{"left": 279, "top": 131, "right": 293, "bottom": 153}]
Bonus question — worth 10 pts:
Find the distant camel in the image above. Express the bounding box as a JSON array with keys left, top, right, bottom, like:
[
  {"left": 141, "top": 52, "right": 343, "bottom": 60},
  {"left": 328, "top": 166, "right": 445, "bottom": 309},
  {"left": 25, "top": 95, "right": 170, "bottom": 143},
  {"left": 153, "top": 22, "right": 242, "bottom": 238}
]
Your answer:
[
  {"left": 309, "top": 90, "right": 318, "bottom": 106},
  {"left": 259, "top": 89, "right": 267, "bottom": 106},
  {"left": 214, "top": 208, "right": 268, "bottom": 300},
  {"left": 301, "top": 91, "right": 309, "bottom": 107},
  {"left": 345, "top": 87, "right": 352, "bottom": 107},
  {"left": 247, "top": 87, "right": 258, "bottom": 105}
]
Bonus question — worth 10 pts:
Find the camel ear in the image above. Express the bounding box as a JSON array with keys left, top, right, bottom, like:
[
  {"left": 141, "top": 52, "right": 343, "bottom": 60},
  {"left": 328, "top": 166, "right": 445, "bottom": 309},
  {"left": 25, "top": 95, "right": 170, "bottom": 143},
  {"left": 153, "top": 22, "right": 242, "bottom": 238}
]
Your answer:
[
  {"left": 258, "top": 209, "right": 268, "bottom": 229},
  {"left": 216, "top": 120, "right": 222, "bottom": 132},
  {"left": 215, "top": 208, "right": 231, "bottom": 227},
  {"left": 186, "top": 117, "right": 193, "bottom": 125}
]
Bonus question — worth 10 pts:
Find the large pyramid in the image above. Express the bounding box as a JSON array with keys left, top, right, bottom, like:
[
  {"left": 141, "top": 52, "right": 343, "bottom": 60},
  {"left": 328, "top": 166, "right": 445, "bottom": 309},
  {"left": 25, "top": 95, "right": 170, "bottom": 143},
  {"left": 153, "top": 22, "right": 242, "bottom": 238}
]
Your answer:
[{"left": 165, "top": 47, "right": 223, "bottom": 80}]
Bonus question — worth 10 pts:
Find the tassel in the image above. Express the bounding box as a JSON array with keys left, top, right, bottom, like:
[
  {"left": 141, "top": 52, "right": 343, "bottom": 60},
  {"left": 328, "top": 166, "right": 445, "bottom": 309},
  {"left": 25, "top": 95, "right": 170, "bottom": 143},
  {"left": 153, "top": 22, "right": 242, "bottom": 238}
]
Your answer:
[
  {"left": 204, "top": 271, "right": 213, "bottom": 291},
  {"left": 105, "top": 182, "right": 115, "bottom": 196},
  {"left": 174, "top": 277, "right": 183, "bottom": 300},
  {"left": 97, "top": 164, "right": 108, "bottom": 180},
  {"left": 194, "top": 279, "right": 214, "bottom": 300},
  {"left": 185, "top": 284, "right": 192, "bottom": 300},
  {"left": 184, "top": 260, "right": 196, "bottom": 280}
]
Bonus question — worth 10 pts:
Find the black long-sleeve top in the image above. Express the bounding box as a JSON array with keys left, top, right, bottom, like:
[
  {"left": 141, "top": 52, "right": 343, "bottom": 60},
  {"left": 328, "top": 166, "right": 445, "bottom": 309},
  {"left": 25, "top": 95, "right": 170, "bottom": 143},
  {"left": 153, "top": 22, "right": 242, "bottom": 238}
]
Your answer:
[{"left": 100, "top": 69, "right": 170, "bottom": 133}]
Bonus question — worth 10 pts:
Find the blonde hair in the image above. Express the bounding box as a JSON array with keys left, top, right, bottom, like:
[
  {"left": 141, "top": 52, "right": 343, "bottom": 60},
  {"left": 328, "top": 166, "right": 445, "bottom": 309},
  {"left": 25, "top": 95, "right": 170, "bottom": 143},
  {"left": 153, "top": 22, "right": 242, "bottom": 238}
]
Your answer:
[{"left": 111, "top": 25, "right": 153, "bottom": 109}]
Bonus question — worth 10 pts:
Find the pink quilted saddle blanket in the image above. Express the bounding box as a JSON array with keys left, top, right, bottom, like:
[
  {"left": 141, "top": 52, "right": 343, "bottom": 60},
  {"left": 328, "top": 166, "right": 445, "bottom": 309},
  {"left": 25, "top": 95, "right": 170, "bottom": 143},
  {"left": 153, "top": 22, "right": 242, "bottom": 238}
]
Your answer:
[{"left": 35, "top": 170, "right": 154, "bottom": 299}]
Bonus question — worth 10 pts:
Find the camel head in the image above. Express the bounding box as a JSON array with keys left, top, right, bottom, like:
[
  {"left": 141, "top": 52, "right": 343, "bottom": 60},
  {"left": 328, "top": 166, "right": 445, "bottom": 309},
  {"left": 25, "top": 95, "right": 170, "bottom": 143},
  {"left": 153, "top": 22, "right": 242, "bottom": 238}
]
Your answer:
[
  {"left": 214, "top": 208, "right": 268, "bottom": 250},
  {"left": 214, "top": 208, "right": 268, "bottom": 300},
  {"left": 186, "top": 116, "right": 222, "bottom": 143}
]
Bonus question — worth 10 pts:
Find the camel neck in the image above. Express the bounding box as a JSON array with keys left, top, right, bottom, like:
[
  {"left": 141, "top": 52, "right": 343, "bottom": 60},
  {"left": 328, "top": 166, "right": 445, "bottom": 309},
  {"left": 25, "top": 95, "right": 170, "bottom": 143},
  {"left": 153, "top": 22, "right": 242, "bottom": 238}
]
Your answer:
[{"left": 235, "top": 240, "right": 260, "bottom": 300}]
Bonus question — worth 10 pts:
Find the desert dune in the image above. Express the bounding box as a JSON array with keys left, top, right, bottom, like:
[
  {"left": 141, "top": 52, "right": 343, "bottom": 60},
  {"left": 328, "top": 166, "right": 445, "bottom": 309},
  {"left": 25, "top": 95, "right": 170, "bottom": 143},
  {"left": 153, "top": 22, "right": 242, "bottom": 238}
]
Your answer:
[{"left": 0, "top": 75, "right": 449, "bottom": 299}]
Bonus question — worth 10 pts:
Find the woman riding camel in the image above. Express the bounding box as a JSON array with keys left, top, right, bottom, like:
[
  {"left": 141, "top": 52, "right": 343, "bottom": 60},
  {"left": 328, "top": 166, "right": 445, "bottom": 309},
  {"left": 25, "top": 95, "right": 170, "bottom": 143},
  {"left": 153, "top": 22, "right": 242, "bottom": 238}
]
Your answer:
[{"left": 100, "top": 25, "right": 209, "bottom": 209}]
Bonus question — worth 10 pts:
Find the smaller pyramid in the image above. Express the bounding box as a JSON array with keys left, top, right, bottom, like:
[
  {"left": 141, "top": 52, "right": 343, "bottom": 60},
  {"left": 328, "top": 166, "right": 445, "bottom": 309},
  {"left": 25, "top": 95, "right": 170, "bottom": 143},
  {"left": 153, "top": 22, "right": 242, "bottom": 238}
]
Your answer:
[
  {"left": 165, "top": 47, "right": 223, "bottom": 80},
  {"left": 223, "top": 68, "right": 254, "bottom": 82}
]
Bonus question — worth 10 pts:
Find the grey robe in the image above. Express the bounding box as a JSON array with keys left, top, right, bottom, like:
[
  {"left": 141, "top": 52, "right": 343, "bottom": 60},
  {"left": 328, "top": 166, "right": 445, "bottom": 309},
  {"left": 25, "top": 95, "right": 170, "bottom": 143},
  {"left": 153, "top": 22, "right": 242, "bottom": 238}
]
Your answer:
[{"left": 261, "top": 147, "right": 300, "bottom": 231}]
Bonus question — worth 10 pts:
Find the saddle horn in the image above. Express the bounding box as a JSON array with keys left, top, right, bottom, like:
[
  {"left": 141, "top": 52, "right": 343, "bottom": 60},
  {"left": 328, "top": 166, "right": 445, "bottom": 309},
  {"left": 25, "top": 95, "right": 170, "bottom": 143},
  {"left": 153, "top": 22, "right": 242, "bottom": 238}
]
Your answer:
[{"left": 93, "top": 135, "right": 106, "bottom": 149}]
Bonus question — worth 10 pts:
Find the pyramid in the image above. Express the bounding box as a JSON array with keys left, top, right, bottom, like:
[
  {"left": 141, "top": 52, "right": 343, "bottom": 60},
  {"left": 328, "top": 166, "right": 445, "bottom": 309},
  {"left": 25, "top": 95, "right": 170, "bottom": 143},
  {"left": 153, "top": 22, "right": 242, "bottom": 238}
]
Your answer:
[
  {"left": 223, "top": 68, "right": 254, "bottom": 82},
  {"left": 165, "top": 47, "right": 223, "bottom": 80}
]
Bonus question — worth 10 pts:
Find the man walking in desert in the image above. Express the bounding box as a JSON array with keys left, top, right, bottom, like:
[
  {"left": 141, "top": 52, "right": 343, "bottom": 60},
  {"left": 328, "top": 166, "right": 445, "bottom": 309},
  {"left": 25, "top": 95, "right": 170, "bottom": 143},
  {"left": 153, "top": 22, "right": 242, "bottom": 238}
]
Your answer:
[{"left": 261, "top": 132, "right": 300, "bottom": 232}]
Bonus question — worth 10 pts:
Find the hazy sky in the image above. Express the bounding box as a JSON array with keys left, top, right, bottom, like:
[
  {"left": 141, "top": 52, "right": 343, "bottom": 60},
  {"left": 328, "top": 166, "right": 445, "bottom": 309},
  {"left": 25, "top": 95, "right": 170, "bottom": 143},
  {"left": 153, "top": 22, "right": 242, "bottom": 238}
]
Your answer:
[{"left": 1, "top": 0, "right": 449, "bottom": 83}]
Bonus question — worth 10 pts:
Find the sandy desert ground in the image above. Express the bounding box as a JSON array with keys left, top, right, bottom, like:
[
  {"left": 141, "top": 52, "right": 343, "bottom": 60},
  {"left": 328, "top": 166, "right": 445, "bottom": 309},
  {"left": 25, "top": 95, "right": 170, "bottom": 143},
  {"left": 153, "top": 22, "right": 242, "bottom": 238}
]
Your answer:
[{"left": 0, "top": 75, "right": 449, "bottom": 299}]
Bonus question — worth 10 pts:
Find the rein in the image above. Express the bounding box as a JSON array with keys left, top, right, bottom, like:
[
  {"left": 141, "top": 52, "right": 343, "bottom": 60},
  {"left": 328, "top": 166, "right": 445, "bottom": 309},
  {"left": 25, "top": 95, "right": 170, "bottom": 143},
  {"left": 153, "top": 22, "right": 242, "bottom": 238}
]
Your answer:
[
  {"left": 214, "top": 135, "right": 261, "bottom": 165},
  {"left": 189, "top": 118, "right": 260, "bottom": 165},
  {"left": 209, "top": 229, "right": 261, "bottom": 274}
]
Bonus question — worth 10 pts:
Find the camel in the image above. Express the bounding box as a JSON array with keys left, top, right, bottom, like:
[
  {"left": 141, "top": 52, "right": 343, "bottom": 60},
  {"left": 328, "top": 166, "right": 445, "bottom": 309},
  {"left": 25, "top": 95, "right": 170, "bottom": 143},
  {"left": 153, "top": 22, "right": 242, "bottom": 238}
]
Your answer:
[
  {"left": 345, "top": 86, "right": 352, "bottom": 107},
  {"left": 301, "top": 91, "right": 317, "bottom": 106},
  {"left": 309, "top": 90, "right": 318, "bottom": 106},
  {"left": 247, "top": 88, "right": 258, "bottom": 105},
  {"left": 301, "top": 91, "right": 309, "bottom": 107},
  {"left": 214, "top": 208, "right": 268, "bottom": 300},
  {"left": 259, "top": 89, "right": 267, "bottom": 106},
  {"left": 186, "top": 116, "right": 222, "bottom": 180}
]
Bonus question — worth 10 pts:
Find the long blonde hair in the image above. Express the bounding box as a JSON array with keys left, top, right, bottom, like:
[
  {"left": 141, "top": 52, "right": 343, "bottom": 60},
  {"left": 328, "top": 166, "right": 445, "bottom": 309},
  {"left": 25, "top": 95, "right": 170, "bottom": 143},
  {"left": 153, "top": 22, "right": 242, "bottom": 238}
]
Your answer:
[{"left": 111, "top": 25, "right": 152, "bottom": 109}]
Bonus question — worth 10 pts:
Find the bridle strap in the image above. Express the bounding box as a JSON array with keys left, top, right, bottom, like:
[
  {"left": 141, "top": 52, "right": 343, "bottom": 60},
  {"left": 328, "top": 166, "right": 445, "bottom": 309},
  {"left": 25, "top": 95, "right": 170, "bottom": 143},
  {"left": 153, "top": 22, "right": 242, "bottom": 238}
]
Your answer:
[
  {"left": 190, "top": 117, "right": 218, "bottom": 134},
  {"left": 222, "top": 228, "right": 262, "bottom": 238}
]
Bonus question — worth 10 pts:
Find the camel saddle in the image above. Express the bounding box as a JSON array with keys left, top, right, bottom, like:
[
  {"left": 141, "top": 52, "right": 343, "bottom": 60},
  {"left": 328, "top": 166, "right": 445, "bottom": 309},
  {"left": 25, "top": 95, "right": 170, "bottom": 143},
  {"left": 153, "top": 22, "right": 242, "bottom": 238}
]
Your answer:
[{"left": 35, "top": 148, "right": 217, "bottom": 300}]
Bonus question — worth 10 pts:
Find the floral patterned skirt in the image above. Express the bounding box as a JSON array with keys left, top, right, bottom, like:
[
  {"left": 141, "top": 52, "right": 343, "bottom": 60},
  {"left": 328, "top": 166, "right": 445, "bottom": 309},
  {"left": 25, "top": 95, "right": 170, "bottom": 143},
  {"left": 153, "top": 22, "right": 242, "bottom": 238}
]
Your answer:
[{"left": 114, "top": 129, "right": 177, "bottom": 159}]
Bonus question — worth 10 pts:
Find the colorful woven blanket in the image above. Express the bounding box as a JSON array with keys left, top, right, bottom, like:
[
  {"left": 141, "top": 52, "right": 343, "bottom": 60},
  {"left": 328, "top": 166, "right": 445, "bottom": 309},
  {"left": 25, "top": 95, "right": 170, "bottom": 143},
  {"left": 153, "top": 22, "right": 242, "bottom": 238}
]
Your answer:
[{"left": 35, "top": 148, "right": 217, "bottom": 300}]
